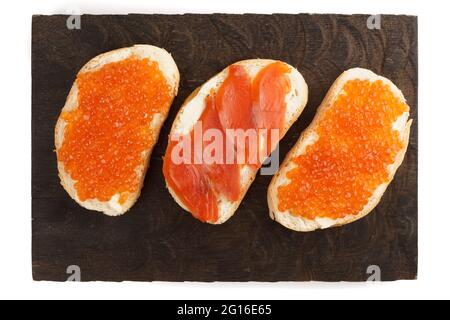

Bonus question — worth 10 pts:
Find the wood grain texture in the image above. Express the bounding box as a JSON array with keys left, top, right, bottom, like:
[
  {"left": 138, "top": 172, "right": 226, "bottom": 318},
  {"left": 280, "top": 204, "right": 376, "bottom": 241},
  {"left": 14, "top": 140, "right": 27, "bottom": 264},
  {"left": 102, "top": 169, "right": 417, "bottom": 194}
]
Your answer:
[{"left": 32, "top": 14, "right": 418, "bottom": 282}]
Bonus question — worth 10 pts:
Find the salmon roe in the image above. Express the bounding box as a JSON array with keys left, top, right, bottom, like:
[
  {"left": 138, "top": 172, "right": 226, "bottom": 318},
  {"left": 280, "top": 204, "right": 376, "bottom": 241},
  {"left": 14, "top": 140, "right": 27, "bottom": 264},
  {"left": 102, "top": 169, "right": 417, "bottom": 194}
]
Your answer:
[
  {"left": 278, "top": 79, "right": 408, "bottom": 220},
  {"left": 57, "top": 56, "right": 172, "bottom": 203}
]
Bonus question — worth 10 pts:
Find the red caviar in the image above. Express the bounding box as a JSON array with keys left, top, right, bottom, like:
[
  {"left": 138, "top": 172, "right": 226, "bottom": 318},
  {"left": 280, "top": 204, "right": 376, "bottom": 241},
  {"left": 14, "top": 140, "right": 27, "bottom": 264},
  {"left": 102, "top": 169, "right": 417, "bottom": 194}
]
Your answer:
[
  {"left": 58, "top": 56, "right": 172, "bottom": 203},
  {"left": 277, "top": 79, "right": 408, "bottom": 220}
]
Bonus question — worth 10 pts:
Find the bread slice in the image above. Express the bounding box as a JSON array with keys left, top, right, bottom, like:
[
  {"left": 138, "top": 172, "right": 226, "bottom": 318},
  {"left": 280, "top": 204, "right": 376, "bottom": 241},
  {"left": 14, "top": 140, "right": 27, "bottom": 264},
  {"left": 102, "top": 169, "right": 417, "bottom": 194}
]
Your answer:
[
  {"left": 165, "top": 59, "right": 308, "bottom": 224},
  {"left": 55, "top": 45, "right": 180, "bottom": 216},
  {"left": 268, "top": 68, "right": 412, "bottom": 232}
]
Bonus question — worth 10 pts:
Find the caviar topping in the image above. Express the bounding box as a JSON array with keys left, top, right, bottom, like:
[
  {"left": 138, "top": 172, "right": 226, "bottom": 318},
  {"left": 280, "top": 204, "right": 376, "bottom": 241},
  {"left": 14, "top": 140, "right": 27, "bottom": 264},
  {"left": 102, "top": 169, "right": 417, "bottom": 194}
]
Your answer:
[
  {"left": 58, "top": 56, "right": 172, "bottom": 202},
  {"left": 278, "top": 79, "right": 408, "bottom": 220}
]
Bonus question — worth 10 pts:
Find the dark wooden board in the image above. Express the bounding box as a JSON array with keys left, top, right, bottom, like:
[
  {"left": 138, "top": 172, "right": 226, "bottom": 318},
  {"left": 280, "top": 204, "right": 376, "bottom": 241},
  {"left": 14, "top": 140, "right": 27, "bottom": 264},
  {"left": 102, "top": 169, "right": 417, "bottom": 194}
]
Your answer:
[{"left": 32, "top": 14, "right": 418, "bottom": 282}]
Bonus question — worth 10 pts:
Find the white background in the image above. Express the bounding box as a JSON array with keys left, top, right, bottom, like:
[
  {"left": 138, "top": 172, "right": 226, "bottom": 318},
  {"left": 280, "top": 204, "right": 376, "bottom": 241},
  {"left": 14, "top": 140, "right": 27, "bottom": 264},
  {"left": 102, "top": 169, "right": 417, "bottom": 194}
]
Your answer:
[{"left": 0, "top": 0, "right": 447, "bottom": 300}]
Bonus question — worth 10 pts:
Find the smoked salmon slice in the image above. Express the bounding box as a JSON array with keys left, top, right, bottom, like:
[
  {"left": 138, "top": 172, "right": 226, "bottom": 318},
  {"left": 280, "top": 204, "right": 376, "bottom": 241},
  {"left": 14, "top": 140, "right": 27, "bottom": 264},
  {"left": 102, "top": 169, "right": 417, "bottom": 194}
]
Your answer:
[
  {"left": 216, "top": 65, "right": 254, "bottom": 132},
  {"left": 200, "top": 96, "right": 241, "bottom": 203},
  {"left": 163, "top": 95, "right": 241, "bottom": 222},
  {"left": 252, "top": 61, "right": 291, "bottom": 155}
]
